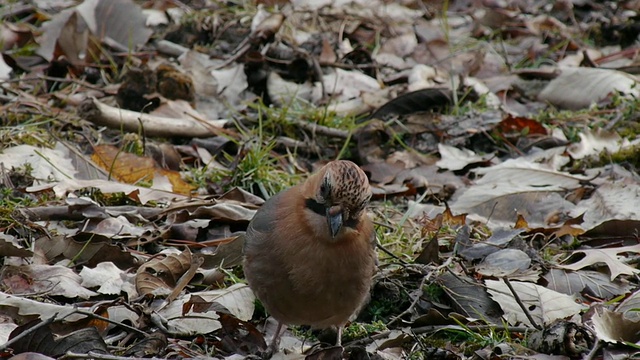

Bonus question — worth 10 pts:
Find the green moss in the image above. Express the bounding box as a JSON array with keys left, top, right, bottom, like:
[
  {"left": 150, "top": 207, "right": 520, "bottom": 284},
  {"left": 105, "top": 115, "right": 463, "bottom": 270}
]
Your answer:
[
  {"left": 422, "top": 283, "right": 445, "bottom": 303},
  {"left": 75, "top": 188, "right": 140, "bottom": 207},
  {"left": 0, "top": 164, "right": 49, "bottom": 227},
  {"left": 342, "top": 321, "right": 387, "bottom": 342},
  {"left": 604, "top": 145, "right": 640, "bottom": 167},
  {"left": 290, "top": 326, "right": 317, "bottom": 342},
  {"left": 571, "top": 145, "right": 640, "bottom": 171}
]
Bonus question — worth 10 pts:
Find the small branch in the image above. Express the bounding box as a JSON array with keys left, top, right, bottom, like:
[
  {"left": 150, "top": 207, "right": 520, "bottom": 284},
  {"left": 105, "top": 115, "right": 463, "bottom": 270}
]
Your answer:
[
  {"left": 63, "top": 351, "right": 163, "bottom": 360},
  {"left": 386, "top": 276, "right": 427, "bottom": 326},
  {"left": 152, "top": 39, "right": 190, "bottom": 58},
  {"left": 21, "top": 205, "right": 165, "bottom": 221},
  {"left": 413, "top": 324, "right": 531, "bottom": 334},
  {"left": 345, "top": 324, "right": 531, "bottom": 347},
  {"left": 290, "top": 118, "right": 349, "bottom": 139},
  {"left": 375, "top": 242, "right": 409, "bottom": 266},
  {"left": 583, "top": 337, "right": 602, "bottom": 360},
  {"left": 275, "top": 136, "right": 323, "bottom": 155},
  {"left": 165, "top": 255, "right": 205, "bottom": 304},
  {"left": 73, "top": 308, "right": 148, "bottom": 337},
  {"left": 0, "top": 313, "right": 58, "bottom": 352},
  {"left": 78, "top": 97, "right": 230, "bottom": 138},
  {"left": 502, "top": 277, "right": 542, "bottom": 330}
]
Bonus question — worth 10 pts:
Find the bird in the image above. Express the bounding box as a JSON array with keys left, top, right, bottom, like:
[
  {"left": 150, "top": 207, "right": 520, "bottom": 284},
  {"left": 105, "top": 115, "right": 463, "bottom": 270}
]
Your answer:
[{"left": 243, "top": 160, "right": 377, "bottom": 355}]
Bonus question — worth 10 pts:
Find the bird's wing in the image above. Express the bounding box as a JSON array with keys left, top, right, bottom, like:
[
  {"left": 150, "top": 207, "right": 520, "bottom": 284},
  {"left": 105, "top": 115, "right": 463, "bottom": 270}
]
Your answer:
[{"left": 244, "top": 190, "right": 286, "bottom": 253}]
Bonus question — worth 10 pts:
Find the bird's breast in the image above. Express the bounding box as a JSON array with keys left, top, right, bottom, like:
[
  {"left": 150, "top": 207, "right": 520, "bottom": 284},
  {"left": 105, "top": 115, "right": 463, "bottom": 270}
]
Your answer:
[{"left": 244, "top": 190, "right": 375, "bottom": 328}]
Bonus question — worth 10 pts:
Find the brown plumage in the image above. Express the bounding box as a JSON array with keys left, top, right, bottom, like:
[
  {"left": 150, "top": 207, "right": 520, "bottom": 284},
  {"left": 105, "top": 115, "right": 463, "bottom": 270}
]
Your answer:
[{"left": 243, "top": 160, "right": 377, "bottom": 352}]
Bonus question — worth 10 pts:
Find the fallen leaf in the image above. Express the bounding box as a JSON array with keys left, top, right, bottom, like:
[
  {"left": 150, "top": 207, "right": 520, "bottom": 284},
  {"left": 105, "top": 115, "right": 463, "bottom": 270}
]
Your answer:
[
  {"left": 537, "top": 67, "right": 640, "bottom": 110},
  {"left": 558, "top": 244, "right": 640, "bottom": 281},
  {"left": 486, "top": 279, "right": 586, "bottom": 327},
  {"left": 591, "top": 308, "right": 640, "bottom": 344}
]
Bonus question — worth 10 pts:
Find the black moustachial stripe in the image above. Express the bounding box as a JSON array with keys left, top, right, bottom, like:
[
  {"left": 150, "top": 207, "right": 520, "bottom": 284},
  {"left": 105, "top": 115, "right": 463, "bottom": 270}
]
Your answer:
[
  {"left": 305, "top": 198, "right": 325, "bottom": 217},
  {"left": 344, "top": 217, "right": 360, "bottom": 229},
  {"left": 304, "top": 198, "right": 360, "bottom": 229}
]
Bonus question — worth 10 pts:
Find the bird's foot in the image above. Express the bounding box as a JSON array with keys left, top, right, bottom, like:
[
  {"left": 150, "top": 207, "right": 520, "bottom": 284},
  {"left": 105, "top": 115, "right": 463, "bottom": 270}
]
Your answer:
[{"left": 304, "top": 345, "right": 344, "bottom": 360}]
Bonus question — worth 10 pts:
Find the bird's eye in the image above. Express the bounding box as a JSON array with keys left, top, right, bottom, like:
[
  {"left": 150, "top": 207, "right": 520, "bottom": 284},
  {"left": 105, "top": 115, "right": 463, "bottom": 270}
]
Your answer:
[{"left": 320, "top": 181, "right": 330, "bottom": 198}]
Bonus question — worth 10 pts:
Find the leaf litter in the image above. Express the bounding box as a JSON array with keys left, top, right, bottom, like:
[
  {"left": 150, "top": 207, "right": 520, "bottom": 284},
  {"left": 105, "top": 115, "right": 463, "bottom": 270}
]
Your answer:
[{"left": 1, "top": 0, "right": 640, "bottom": 358}]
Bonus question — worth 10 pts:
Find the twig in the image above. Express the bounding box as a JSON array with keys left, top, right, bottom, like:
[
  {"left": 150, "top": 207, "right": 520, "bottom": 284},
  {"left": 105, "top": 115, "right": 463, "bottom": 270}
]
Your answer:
[
  {"left": 275, "top": 136, "right": 323, "bottom": 154},
  {"left": 0, "top": 312, "right": 59, "bottom": 352},
  {"left": 583, "top": 337, "right": 601, "bottom": 360},
  {"left": 0, "top": 75, "right": 109, "bottom": 93},
  {"left": 386, "top": 277, "right": 428, "bottom": 326},
  {"left": 502, "top": 277, "right": 542, "bottom": 330},
  {"left": 152, "top": 39, "right": 190, "bottom": 58},
  {"left": 77, "top": 97, "right": 231, "bottom": 138},
  {"left": 63, "top": 351, "right": 163, "bottom": 360},
  {"left": 376, "top": 242, "right": 409, "bottom": 266},
  {"left": 412, "top": 324, "right": 530, "bottom": 335},
  {"left": 345, "top": 324, "right": 531, "bottom": 347},
  {"left": 73, "top": 308, "right": 148, "bottom": 337},
  {"left": 318, "top": 61, "right": 378, "bottom": 70},
  {"left": 164, "top": 255, "right": 204, "bottom": 304},
  {"left": 290, "top": 119, "right": 349, "bottom": 139},
  {"left": 21, "top": 205, "right": 166, "bottom": 221}
]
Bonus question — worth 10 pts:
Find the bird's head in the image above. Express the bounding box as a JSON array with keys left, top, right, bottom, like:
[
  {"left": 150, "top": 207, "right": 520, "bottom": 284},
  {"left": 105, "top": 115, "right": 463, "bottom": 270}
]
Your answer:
[{"left": 303, "top": 160, "right": 372, "bottom": 240}]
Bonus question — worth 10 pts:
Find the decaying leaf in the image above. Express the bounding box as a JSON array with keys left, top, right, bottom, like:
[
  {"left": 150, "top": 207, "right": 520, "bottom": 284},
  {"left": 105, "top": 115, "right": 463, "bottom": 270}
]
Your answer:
[
  {"left": 136, "top": 249, "right": 195, "bottom": 297},
  {"left": 572, "top": 182, "right": 640, "bottom": 230},
  {"left": 558, "top": 244, "right": 640, "bottom": 281},
  {"left": 0, "top": 234, "right": 33, "bottom": 258},
  {"left": 27, "top": 178, "right": 189, "bottom": 205},
  {"left": 91, "top": 144, "right": 194, "bottom": 195},
  {"left": 486, "top": 279, "right": 587, "bottom": 327},
  {"left": 9, "top": 322, "right": 108, "bottom": 356},
  {"left": 567, "top": 128, "right": 627, "bottom": 160},
  {"left": 79, "top": 262, "right": 129, "bottom": 295},
  {"left": 451, "top": 163, "right": 586, "bottom": 227},
  {"left": 37, "top": 0, "right": 151, "bottom": 62},
  {"left": 536, "top": 67, "right": 640, "bottom": 110},
  {"left": 544, "top": 269, "right": 632, "bottom": 299},
  {"left": 591, "top": 308, "right": 640, "bottom": 344},
  {"left": 476, "top": 249, "right": 534, "bottom": 278},
  {"left": 436, "top": 144, "right": 494, "bottom": 171},
  {"left": 0, "top": 144, "right": 78, "bottom": 184},
  {"left": 2, "top": 265, "right": 98, "bottom": 299},
  {"left": 616, "top": 289, "right": 640, "bottom": 321},
  {"left": 438, "top": 272, "right": 503, "bottom": 324}
]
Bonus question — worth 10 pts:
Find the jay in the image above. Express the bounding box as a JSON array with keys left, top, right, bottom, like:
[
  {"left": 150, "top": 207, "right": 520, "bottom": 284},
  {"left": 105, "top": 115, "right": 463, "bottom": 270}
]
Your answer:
[{"left": 243, "top": 160, "right": 377, "bottom": 354}]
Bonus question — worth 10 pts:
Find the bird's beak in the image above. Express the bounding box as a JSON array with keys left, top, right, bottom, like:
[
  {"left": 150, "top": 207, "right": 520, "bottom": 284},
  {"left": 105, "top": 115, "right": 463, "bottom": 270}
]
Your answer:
[{"left": 326, "top": 206, "right": 343, "bottom": 238}]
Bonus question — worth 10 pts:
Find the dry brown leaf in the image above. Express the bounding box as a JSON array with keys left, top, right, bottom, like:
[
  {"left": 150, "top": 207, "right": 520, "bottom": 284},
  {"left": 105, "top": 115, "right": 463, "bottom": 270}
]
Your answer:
[
  {"left": 591, "top": 307, "right": 640, "bottom": 344},
  {"left": 79, "top": 262, "right": 128, "bottom": 295},
  {"left": 9, "top": 322, "right": 107, "bottom": 355},
  {"left": 136, "top": 249, "right": 194, "bottom": 297},
  {"left": 34, "top": 235, "right": 138, "bottom": 269},
  {"left": 78, "top": 0, "right": 152, "bottom": 51},
  {"left": 1, "top": 265, "right": 97, "bottom": 299},
  {"left": 441, "top": 204, "right": 467, "bottom": 227},
  {"left": 319, "top": 37, "right": 337, "bottom": 64},
  {"left": 452, "top": 164, "right": 586, "bottom": 228},
  {"left": 0, "top": 234, "right": 33, "bottom": 258},
  {"left": 486, "top": 280, "right": 586, "bottom": 327},
  {"left": 91, "top": 144, "right": 194, "bottom": 195},
  {"left": 537, "top": 67, "right": 640, "bottom": 110},
  {"left": 436, "top": 144, "right": 494, "bottom": 171},
  {"left": 558, "top": 244, "right": 640, "bottom": 281},
  {"left": 544, "top": 269, "right": 631, "bottom": 299}
]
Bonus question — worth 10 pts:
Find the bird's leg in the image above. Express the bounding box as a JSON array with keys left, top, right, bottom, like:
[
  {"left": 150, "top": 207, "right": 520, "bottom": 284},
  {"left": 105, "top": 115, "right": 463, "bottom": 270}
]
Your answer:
[
  {"left": 336, "top": 326, "right": 343, "bottom": 347},
  {"left": 267, "top": 322, "right": 284, "bottom": 354}
]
